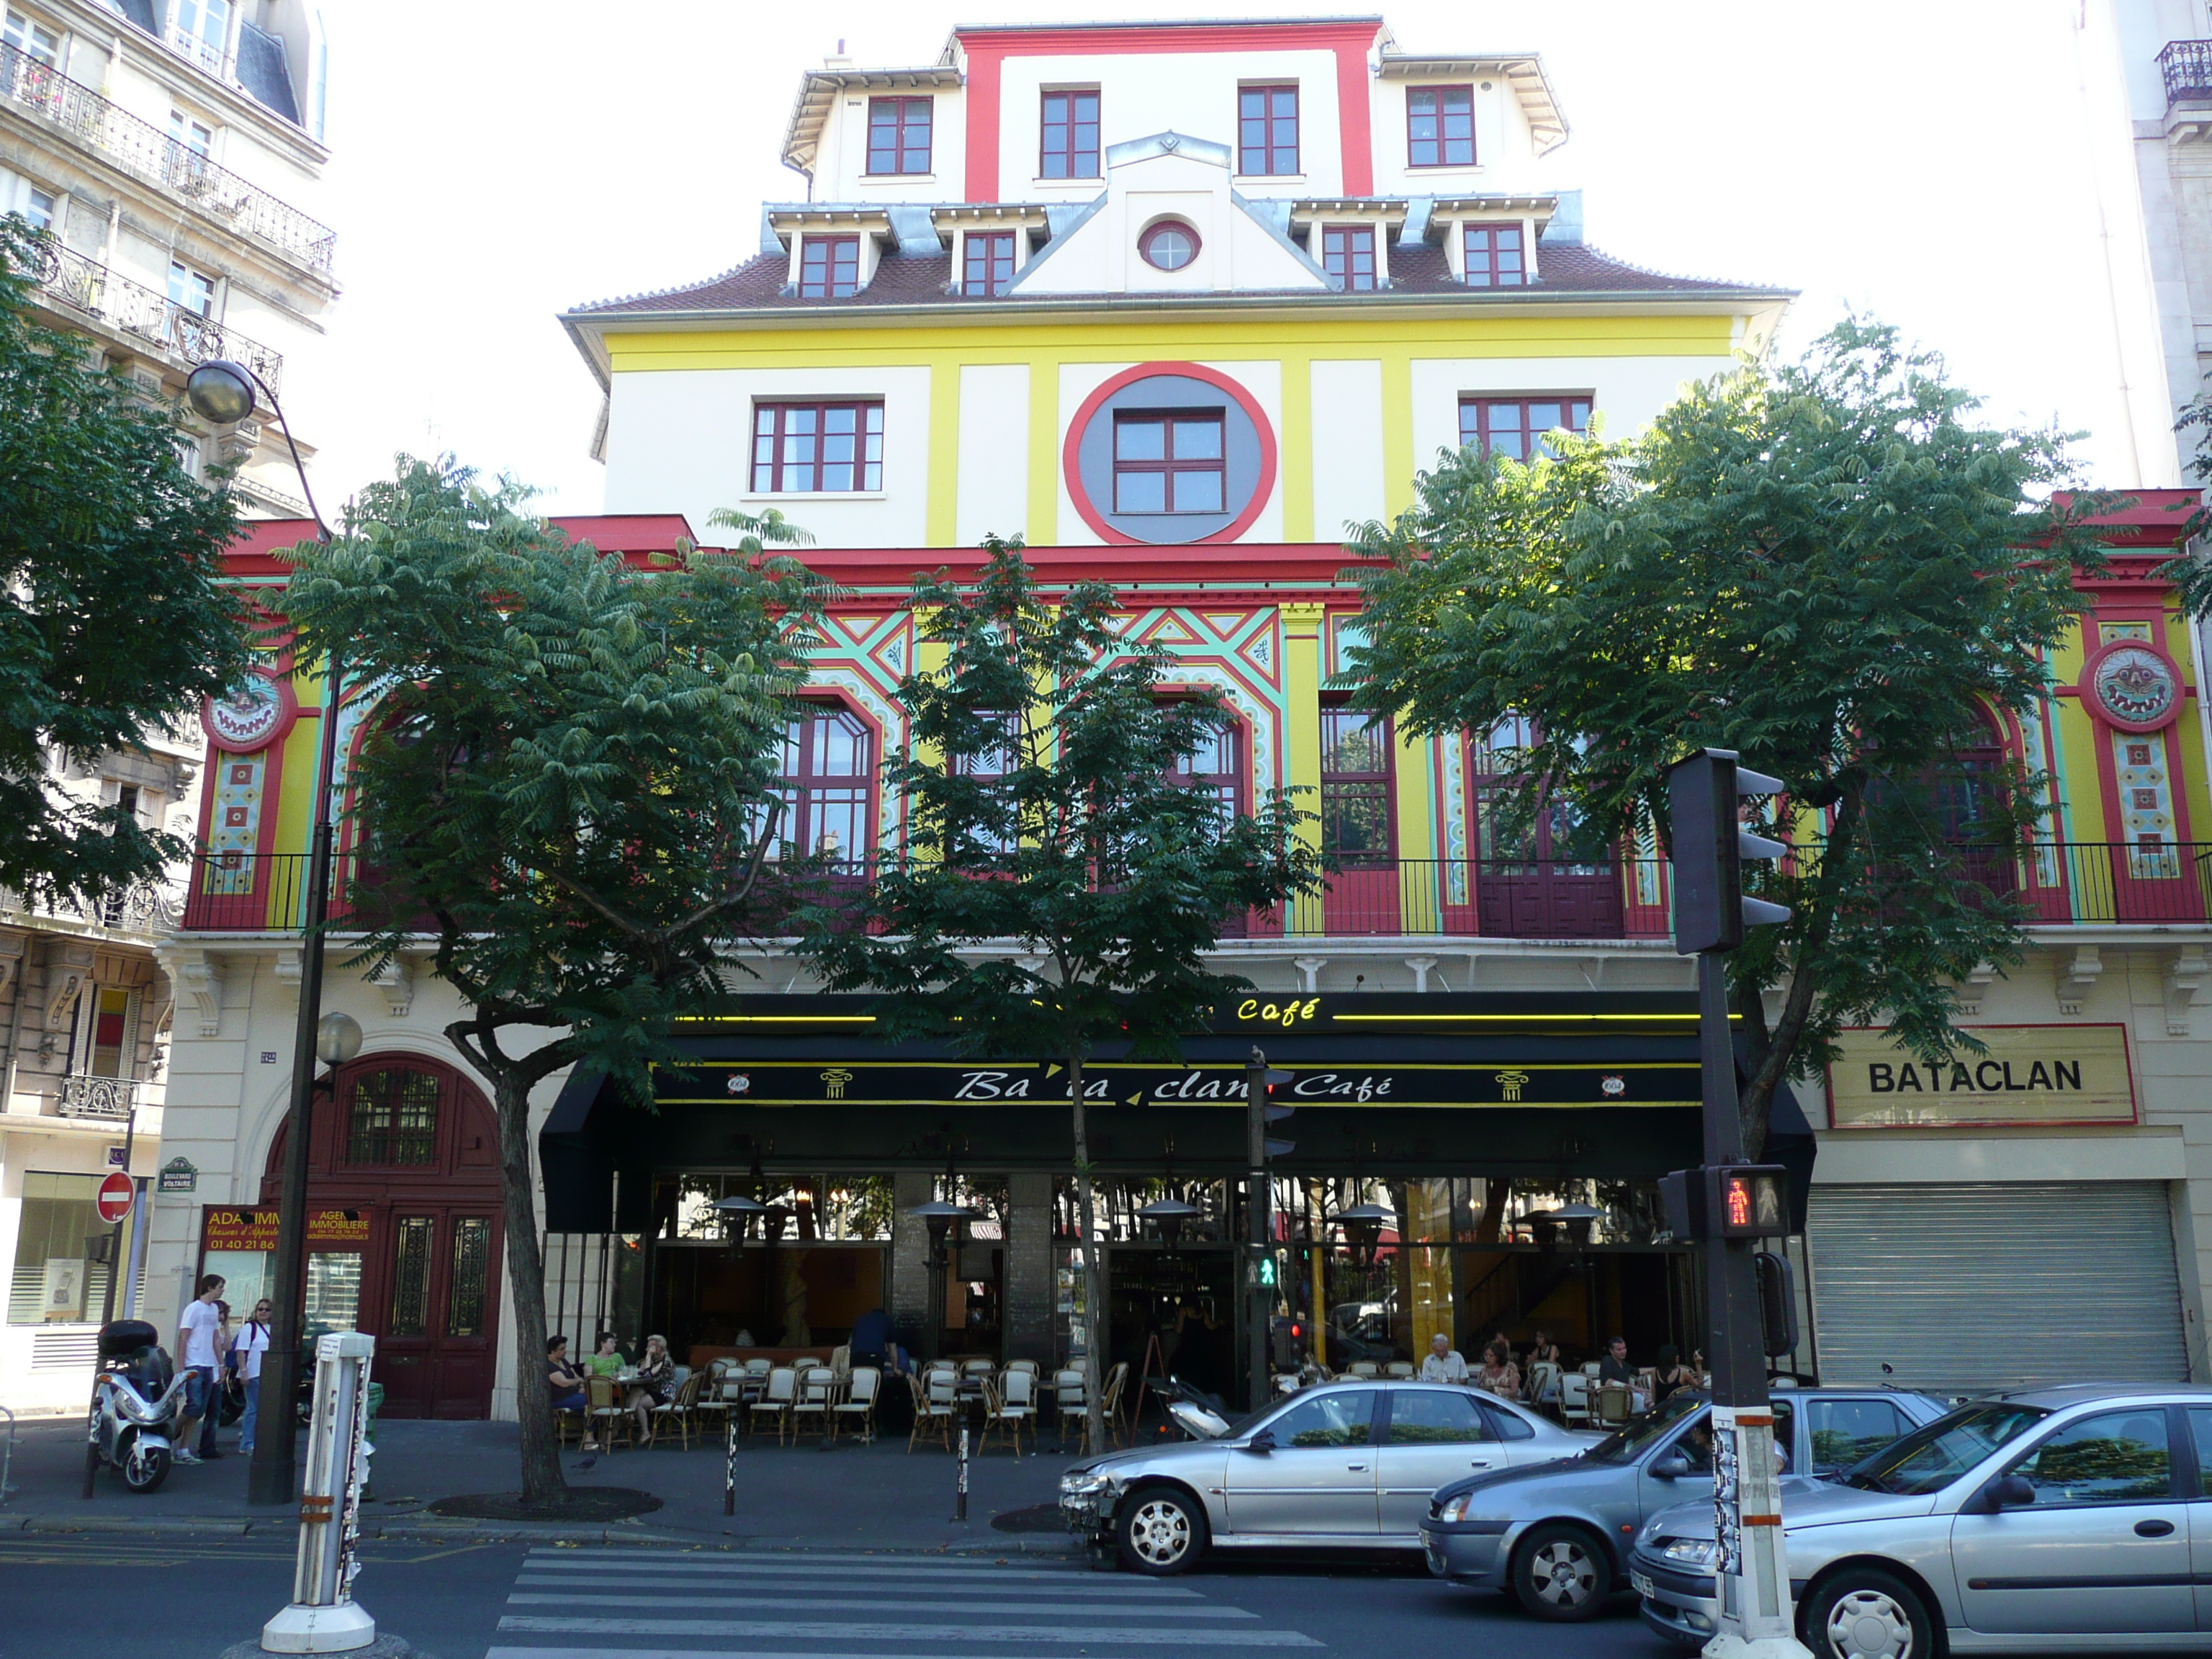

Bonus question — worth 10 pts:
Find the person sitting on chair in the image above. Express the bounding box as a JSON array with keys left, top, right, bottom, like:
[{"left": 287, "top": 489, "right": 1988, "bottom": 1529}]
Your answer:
[
  {"left": 547, "top": 1336, "right": 595, "bottom": 1451},
  {"left": 1599, "top": 1334, "right": 1635, "bottom": 1385},
  {"left": 1475, "top": 1339, "right": 1521, "bottom": 1398},
  {"left": 626, "top": 1334, "right": 676, "bottom": 1440},
  {"left": 1419, "top": 1331, "right": 1469, "bottom": 1383}
]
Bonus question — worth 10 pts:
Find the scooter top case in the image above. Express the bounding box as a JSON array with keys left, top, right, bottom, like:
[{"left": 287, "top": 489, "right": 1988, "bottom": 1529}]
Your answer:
[{"left": 98, "top": 1319, "right": 159, "bottom": 1359}]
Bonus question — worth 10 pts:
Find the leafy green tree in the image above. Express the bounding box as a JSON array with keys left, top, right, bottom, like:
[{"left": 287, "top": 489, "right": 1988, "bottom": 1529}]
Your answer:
[
  {"left": 1345, "top": 320, "right": 2107, "bottom": 1155},
  {"left": 796, "top": 538, "right": 1321, "bottom": 1448},
  {"left": 0, "top": 214, "right": 247, "bottom": 900},
  {"left": 277, "top": 458, "right": 820, "bottom": 1505}
]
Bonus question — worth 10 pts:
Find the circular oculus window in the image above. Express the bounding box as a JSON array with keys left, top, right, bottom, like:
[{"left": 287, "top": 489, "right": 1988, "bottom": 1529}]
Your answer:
[{"left": 1139, "top": 220, "right": 1200, "bottom": 271}]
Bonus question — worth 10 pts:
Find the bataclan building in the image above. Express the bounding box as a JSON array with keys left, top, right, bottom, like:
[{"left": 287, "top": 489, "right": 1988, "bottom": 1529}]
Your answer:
[{"left": 138, "top": 17, "right": 2212, "bottom": 1420}]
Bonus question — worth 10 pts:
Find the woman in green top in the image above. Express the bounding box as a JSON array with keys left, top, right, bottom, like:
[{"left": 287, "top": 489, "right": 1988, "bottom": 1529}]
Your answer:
[{"left": 585, "top": 1331, "right": 626, "bottom": 1378}]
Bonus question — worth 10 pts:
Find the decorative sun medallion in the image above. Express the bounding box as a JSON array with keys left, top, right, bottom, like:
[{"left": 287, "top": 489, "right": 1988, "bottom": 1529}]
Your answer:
[
  {"left": 200, "top": 668, "right": 297, "bottom": 752},
  {"left": 2082, "top": 642, "right": 2181, "bottom": 732}
]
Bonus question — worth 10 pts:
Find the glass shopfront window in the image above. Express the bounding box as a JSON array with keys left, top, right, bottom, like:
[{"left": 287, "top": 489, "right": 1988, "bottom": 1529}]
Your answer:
[{"left": 9, "top": 1171, "right": 133, "bottom": 1324}]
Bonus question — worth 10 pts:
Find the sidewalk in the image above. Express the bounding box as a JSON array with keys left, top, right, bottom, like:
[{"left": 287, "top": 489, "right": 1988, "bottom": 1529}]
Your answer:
[{"left": 0, "top": 1413, "right": 1084, "bottom": 1554}]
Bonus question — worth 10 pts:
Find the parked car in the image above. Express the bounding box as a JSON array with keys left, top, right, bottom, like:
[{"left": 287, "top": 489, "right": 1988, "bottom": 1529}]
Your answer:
[
  {"left": 1420, "top": 1385, "right": 1949, "bottom": 1622},
  {"left": 1633, "top": 1383, "right": 2212, "bottom": 1657},
  {"left": 1060, "top": 1379, "right": 1601, "bottom": 1574}
]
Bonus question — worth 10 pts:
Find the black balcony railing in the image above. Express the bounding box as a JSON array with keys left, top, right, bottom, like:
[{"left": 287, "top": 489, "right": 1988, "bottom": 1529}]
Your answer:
[
  {"left": 2161, "top": 39, "right": 2212, "bottom": 108},
  {"left": 31, "top": 239, "right": 283, "bottom": 395},
  {"left": 1, "top": 39, "right": 336, "bottom": 274},
  {"left": 179, "top": 843, "right": 2212, "bottom": 940}
]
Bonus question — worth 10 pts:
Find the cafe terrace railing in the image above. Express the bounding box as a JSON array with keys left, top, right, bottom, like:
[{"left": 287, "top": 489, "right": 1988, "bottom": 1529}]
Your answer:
[{"left": 176, "top": 842, "right": 2212, "bottom": 940}]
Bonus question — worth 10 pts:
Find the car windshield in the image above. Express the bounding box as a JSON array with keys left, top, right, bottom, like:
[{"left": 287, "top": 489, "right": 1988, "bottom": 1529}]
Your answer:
[
  {"left": 1843, "top": 1401, "right": 2051, "bottom": 1496},
  {"left": 1587, "top": 1389, "right": 1705, "bottom": 1462}
]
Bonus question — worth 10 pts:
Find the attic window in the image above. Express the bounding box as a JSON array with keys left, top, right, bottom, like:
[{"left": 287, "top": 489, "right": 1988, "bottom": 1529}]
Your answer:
[
  {"left": 867, "top": 96, "right": 932, "bottom": 176},
  {"left": 1408, "top": 86, "right": 1476, "bottom": 168},
  {"left": 1463, "top": 223, "right": 1525, "bottom": 288},
  {"left": 1139, "top": 220, "right": 1200, "bottom": 272},
  {"left": 1321, "top": 225, "right": 1378, "bottom": 292},
  {"left": 799, "top": 235, "right": 860, "bottom": 299}
]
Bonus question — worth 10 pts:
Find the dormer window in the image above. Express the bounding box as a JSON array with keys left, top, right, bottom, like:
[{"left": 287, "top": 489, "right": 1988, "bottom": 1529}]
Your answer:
[
  {"left": 1321, "top": 225, "right": 1378, "bottom": 292},
  {"left": 1139, "top": 220, "right": 1200, "bottom": 272},
  {"left": 866, "top": 96, "right": 932, "bottom": 176},
  {"left": 799, "top": 235, "right": 860, "bottom": 298},
  {"left": 963, "top": 230, "right": 1016, "bottom": 297},
  {"left": 1463, "top": 223, "right": 1525, "bottom": 288},
  {"left": 1408, "top": 86, "right": 1476, "bottom": 168}
]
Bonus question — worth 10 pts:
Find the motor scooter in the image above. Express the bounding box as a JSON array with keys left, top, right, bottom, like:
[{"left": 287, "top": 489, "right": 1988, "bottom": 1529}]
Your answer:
[{"left": 86, "top": 1318, "right": 191, "bottom": 1493}]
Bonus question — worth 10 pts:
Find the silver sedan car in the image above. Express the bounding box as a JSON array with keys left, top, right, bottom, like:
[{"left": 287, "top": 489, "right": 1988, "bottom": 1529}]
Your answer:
[
  {"left": 1058, "top": 1380, "right": 1599, "bottom": 1574},
  {"left": 1419, "top": 1386, "right": 1949, "bottom": 1621},
  {"left": 1634, "top": 1384, "right": 2212, "bottom": 1657}
]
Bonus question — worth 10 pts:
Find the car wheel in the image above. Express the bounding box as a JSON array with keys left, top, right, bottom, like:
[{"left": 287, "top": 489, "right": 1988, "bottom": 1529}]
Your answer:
[
  {"left": 122, "top": 1442, "right": 171, "bottom": 1494},
  {"left": 1513, "top": 1522, "right": 1609, "bottom": 1620},
  {"left": 1802, "top": 1567, "right": 1936, "bottom": 1659},
  {"left": 1116, "top": 1483, "right": 1208, "bottom": 1576}
]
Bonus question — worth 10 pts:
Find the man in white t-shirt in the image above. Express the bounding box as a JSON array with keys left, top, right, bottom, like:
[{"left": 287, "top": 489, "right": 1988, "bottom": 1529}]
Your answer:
[
  {"left": 172, "top": 1273, "right": 225, "bottom": 1465},
  {"left": 1419, "top": 1331, "right": 1469, "bottom": 1383}
]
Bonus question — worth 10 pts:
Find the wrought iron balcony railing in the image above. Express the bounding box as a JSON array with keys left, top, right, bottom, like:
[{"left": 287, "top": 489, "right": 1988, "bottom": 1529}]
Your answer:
[
  {"left": 0, "top": 40, "right": 336, "bottom": 274},
  {"left": 1, "top": 877, "right": 180, "bottom": 938},
  {"left": 176, "top": 843, "right": 2212, "bottom": 940},
  {"left": 31, "top": 238, "right": 282, "bottom": 396},
  {"left": 56, "top": 1074, "right": 140, "bottom": 1121},
  {"left": 2161, "top": 39, "right": 2212, "bottom": 109}
]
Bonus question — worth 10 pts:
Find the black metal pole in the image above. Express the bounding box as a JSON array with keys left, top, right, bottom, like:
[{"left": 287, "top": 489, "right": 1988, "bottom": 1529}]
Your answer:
[
  {"left": 247, "top": 647, "right": 341, "bottom": 1508},
  {"left": 1698, "top": 953, "right": 1766, "bottom": 1411},
  {"left": 1246, "top": 1048, "right": 1269, "bottom": 1416}
]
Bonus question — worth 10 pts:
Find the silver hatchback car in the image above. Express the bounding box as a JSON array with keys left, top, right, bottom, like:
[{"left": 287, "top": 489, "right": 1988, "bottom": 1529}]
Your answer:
[
  {"left": 1059, "top": 1380, "right": 1599, "bottom": 1574},
  {"left": 1634, "top": 1384, "right": 2212, "bottom": 1657}
]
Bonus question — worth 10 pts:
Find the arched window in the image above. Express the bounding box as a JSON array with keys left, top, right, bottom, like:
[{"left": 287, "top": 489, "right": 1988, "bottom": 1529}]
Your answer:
[
  {"left": 1165, "top": 719, "right": 1243, "bottom": 822},
  {"left": 773, "top": 703, "right": 873, "bottom": 865}
]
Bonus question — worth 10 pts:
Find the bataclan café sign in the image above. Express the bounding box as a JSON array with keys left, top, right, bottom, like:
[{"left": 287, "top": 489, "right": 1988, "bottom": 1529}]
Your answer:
[{"left": 1827, "top": 1025, "right": 2136, "bottom": 1128}]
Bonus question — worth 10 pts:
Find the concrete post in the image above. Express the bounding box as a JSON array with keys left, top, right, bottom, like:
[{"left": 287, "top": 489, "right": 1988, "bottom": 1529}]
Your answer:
[{"left": 890, "top": 1172, "right": 934, "bottom": 1349}]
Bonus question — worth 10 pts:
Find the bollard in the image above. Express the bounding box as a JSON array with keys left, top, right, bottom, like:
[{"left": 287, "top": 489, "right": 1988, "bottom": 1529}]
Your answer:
[
  {"left": 955, "top": 1424, "right": 969, "bottom": 1522},
  {"left": 724, "top": 1415, "right": 737, "bottom": 1517},
  {"left": 260, "top": 1331, "right": 376, "bottom": 1654}
]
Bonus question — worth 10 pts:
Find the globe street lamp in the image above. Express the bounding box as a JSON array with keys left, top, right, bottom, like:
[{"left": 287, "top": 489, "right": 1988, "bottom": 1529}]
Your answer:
[{"left": 192, "top": 359, "right": 347, "bottom": 1508}]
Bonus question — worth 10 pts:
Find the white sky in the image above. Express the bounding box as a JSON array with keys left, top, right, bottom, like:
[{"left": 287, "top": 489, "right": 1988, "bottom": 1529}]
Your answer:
[{"left": 301, "top": 0, "right": 2139, "bottom": 521}]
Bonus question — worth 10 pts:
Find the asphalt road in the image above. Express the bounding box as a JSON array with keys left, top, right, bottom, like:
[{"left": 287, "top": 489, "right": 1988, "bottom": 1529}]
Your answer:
[{"left": 0, "top": 1531, "right": 1689, "bottom": 1659}]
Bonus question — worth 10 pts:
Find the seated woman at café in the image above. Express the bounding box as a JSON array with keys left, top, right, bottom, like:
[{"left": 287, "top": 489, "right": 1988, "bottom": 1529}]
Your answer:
[
  {"left": 547, "top": 1335, "right": 596, "bottom": 1451},
  {"left": 1653, "top": 1343, "right": 1694, "bottom": 1404},
  {"left": 585, "top": 1331, "right": 626, "bottom": 1378},
  {"left": 1475, "top": 1339, "right": 1521, "bottom": 1398},
  {"left": 626, "top": 1334, "right": 676, "bottom": 1439}
]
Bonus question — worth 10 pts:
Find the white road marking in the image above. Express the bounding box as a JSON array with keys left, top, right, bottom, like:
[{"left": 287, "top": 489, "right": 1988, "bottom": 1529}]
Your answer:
[
  {"left": 512, "top": 1570, "right": 1196, "bottom": 1597},
  {"left": 504, "top": 1591, "right": 1254, "bottom": 1618},
  {"left": 494, "top": 1615, "right": 1323, "bottom": 1647}
]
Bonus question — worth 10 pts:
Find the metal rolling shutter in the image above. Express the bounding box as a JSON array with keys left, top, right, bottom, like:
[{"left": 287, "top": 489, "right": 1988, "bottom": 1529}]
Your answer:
[{"left": 1807, "top": 1182, "right": 2188, "bottom": 1398}]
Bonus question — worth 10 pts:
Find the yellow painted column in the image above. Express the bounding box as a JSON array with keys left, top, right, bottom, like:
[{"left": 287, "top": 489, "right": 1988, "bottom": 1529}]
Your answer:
[
  {"left": 926, "top": 361, "right": 961, "bottom": 549},
  {"left": 1380, "top": 351, "right": 1416, "bottom": 521},
  {"left": 1026, "top": 358, "right": 1058, "bottom": 547},
  {"left": 1281, "top": 602, "right": 1326, "bottom": 933},
  {"left": 1279, "top": 352, "right": 1313, "bottom": 544}
]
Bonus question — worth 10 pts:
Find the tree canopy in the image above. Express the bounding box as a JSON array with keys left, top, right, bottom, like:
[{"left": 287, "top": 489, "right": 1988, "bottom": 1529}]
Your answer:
[
  {"left": 0, "top": 212, "right": 246, "bottom": 900},
  {"left": 1344, "top": 320, "right": 2108, "bottom": 1151},
  {"left": 277, "top": 457, "right": 821, "bottom": 1502},
  {"left": 796, "top": 537, "right": 1321, "bottom": 1437}
]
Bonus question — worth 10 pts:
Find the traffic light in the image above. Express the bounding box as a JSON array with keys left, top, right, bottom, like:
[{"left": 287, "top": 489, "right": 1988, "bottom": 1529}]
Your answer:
[
  {"left": 1251, "top": 1056, "right": 1295, "bottom": 1159},
  {"left": 1271, "top": 1314, "right": 1305, "bottom": 1369},
  {"left": 1755, "top": 1251, "right": 1799, "bottom": 1359},
  {"left": 1660, "top": 1164, "right": 1791, "bottom": 1241},
  {"left": 1665, "top": 748, "right": 1792, "bottom": 956}
]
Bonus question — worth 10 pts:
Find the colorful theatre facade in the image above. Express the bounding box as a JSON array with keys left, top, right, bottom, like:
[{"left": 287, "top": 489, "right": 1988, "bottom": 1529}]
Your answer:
[{"left": 142, "top": 17, "right": 2212, "bottom": 1418}]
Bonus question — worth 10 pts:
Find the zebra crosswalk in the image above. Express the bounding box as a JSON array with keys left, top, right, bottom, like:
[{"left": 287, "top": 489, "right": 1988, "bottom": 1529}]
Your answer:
[{"left": 485, "top": 1545, "right": 1327, "bottom": 1657}]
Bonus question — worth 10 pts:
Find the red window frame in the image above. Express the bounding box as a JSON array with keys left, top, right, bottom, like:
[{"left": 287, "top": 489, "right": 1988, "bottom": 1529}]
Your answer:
[
  {"left": 1321, "top": 709, "right": 1394, "bottom": 867},
  {"left": 963, "top": 230, "right": 1016, "bottom": 297},
  {"left": 866, "top": 96, "right": 932, "bottom": 176},
  {"left": 1138, "top": 220, "right": 1201, "bottom": 271},
  {"left": 1112, "top": 409, "right": 1226, "bottom": 515},
  {"left": 1321, "top": 225, "right": 1378, "bottom": 292},
  {"left": 1458, "top": 396, "right": 1593, "bottom": 461},
  {"left": 750, "top": 400, "right": 884, "bottom": 493},
  {"left": 1238, "top": 82, "right": 1299, "bottom": 176},
  {"left": 798, "top": 235, "right": 860, "bottom": 299},
  {"left": 1463, "top": 222, "right": 1526, "bottom": 288},
  {"left": 1166, "top": 719, "right": 1245, "bottom": 821},
  {"left": 774, "top": 702, "right": 874, "bottom": 863},
  {"left": 1040, "top": 89, "right": 1100, "bottom": 179},
  {"left": 1407, "top": 85, "right": 1476, "bottom": 168}
]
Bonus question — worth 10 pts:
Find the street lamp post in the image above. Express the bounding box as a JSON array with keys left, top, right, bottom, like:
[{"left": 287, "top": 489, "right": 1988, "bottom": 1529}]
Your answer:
[{"left": 187, "top": 356, "right": 343, "bottom": 1510}]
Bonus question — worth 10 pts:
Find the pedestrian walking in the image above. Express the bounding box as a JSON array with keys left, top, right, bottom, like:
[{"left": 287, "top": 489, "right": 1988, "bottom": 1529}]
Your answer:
[
  {"left": 233, "top": 1298, "right": 272, "bottom": 1455},
  {"left": 171, "top": 1273, "right": 225, "bottom": 1465}
]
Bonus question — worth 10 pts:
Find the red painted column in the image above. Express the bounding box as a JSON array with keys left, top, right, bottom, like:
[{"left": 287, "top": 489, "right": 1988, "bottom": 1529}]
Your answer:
[
  {"left": 963, "top": 44, "right": 1004, "bottom": 203},
  {"left": 1334, "top": 35, "right": 1373, "bottom": 196}
]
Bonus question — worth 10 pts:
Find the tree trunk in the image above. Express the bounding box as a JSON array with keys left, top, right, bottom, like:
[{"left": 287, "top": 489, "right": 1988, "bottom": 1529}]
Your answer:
[
  {"left": 491, "top": 1066, "right": 566, "bottom": 1509},
  {"left": 1069, "top": 1051, "right": 1107, "bottom": 1457}
]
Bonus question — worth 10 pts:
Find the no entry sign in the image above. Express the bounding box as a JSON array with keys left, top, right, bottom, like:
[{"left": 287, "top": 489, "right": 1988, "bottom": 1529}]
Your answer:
[{"left": 96, "top": 1171, "right": 134, "bottom": 1226}]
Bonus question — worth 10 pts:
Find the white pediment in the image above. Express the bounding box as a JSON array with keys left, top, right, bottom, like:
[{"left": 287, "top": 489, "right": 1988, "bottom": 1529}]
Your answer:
[{"left": 1011, "top": 130, "right": 1329, "bottom": 298}]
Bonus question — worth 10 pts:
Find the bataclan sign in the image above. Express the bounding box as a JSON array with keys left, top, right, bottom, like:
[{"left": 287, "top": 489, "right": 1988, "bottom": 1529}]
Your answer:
[{"left": 1827, "top": 1025, "right": 2135, "bottom": 1127}]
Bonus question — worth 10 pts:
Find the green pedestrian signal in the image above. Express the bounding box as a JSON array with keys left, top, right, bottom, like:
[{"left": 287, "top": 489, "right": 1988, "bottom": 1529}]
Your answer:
[{"left": 1257, "top": 1254, "right": 1277, "bottom": 1287}]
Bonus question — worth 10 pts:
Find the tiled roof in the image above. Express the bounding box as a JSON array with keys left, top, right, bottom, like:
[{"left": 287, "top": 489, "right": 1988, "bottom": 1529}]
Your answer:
[{"left": 572, "top": 239, "right": 1786, "bottom": 318}]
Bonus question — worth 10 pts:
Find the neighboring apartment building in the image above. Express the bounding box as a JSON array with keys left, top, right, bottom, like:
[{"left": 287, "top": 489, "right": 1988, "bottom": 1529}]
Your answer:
[
  {"left": 0, "top": 0, "right": 332, "bottom": 1409},
  {"left": 150, "top": 16, "right": 2212, "bottom": 1423}
]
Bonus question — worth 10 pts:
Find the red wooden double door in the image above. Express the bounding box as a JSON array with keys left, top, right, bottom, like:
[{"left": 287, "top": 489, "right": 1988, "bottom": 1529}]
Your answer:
[{"left": 265, "top": 1054, "right": 505, "bottom": 1419}]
